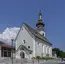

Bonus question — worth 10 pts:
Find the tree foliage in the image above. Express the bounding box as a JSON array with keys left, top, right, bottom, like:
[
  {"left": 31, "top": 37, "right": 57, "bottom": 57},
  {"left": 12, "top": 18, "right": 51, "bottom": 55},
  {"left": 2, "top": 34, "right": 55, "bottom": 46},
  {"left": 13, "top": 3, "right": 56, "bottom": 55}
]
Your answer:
[{"left": 52, "top": 48, "right": 65, "bottom": 58}]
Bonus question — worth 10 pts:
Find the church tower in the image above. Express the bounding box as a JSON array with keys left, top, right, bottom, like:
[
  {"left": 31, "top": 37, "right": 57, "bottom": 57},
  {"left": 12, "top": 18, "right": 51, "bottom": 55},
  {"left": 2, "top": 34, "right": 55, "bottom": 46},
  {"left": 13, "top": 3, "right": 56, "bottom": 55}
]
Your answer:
[{"left": 36, "top": 11, "right": 45, "bottom": 36}]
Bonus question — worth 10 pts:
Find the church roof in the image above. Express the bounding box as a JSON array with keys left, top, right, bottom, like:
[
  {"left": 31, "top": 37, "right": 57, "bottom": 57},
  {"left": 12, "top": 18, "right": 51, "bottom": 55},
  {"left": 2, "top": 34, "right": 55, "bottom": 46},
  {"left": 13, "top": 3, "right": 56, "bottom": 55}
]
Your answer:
[
  {"left": 15, "top": 23, "right": 52, "bottom": 46},
  {"left": 24, "top": 23, "right": 52, "bottom": 46}
]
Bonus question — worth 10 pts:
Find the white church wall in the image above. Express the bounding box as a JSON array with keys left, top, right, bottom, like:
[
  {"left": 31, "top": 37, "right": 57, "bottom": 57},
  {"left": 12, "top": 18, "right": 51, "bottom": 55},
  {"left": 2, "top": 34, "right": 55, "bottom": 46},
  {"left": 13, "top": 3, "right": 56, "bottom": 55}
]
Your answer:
[
  {"left": 47, "top": 46, "right": 49, "bottom": 54},
  {"left": 35, "top": 37, "right": 52, "bottom": 57},
  {"left": 35, "top": 41, "right": 43, "bottom": 57},
  {"left": 42, "top": 44, "right": 46, "bottom": 56},
  {"left": 16, "top": 25, "right": 33, "bottom": 50},
  {"left": 15, "top": 25, "right": 33, "bottom": 58},
  {"left": 49, "top": 46, "right": 52, "bottom": 57},
  {"left": 45, "top": 45, "right": 52, "bottom": 57},
  {"left": 35, "top": 37, "right": 45, "bottom": 57},
  {"left": 46, "top": 45, "right": 49, "bottom": 54},
  {"left": 16, "top": 50, "right": 21, "bottom": 59},
  {"left": 43, "top": 44, "right": 46, "bottom": 56},
  {"left": 32, "top": 37, "right": 35, "bottom": 57}
]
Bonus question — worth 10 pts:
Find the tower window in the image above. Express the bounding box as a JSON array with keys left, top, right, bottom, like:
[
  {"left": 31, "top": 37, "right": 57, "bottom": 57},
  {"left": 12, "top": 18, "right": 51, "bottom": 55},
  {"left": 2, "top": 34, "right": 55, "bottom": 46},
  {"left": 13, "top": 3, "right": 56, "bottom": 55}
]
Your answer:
[
  {"left": 23, "top": 40, "right": 26, "bottom": 44},
  {"left": 43, "top": 33, "right": 44, "bottom": 36},
  {"left": 28, "top": 46, "right": 30, "bottom": 48}
]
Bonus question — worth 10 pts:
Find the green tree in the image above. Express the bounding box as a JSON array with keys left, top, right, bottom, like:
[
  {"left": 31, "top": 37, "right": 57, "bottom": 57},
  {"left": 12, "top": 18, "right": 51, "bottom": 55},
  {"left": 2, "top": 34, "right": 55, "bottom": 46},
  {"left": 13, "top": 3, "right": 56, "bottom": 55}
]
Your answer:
[{"left": 52, "top": 48, "right": 65, "bottom": 58}]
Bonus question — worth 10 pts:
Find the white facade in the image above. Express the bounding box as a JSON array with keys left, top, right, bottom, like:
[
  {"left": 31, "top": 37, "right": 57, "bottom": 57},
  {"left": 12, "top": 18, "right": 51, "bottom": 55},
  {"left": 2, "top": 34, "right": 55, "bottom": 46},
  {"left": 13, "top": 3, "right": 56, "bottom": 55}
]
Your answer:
[
  {"left": 15, "top": 24, "right": 52, "bottom": 59},
  {"left": 15, "top": 25, "right": 33, "bottom": 59}
]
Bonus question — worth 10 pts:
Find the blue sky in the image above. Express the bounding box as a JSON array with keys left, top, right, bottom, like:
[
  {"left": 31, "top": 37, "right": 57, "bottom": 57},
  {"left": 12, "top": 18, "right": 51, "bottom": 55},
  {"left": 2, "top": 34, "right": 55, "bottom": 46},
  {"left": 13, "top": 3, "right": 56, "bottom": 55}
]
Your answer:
[{"left": 0, "top": 0, "right": 65, "bottom": 51}]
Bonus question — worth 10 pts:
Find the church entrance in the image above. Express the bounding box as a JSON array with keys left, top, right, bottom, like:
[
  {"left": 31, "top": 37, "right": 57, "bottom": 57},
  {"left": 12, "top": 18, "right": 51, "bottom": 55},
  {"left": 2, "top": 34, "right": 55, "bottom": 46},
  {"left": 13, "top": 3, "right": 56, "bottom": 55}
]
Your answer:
[{"left": 20, "top": 52, "right": 25, "bottom": 58}]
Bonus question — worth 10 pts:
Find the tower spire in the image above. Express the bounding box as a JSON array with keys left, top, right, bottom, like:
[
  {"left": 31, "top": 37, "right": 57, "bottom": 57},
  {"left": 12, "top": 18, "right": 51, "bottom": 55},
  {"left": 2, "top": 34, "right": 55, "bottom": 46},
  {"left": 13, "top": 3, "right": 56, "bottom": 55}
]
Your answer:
[
  {"left": 36, "top": 11, "right": 45, "bottom": 36},
  {"left": 38, "top": 10, "right": 42, "bottom": 21},
  {"left": 36, "top": 11, "right": 45, "bottom": 27}
]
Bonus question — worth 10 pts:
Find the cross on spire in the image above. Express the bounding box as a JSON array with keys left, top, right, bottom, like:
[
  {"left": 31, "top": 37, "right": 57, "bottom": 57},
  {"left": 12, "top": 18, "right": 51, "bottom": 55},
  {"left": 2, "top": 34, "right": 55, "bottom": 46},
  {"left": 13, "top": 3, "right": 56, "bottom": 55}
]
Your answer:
[
  {"left": 38, "top": 10, "right": 43, "bottom": 22},
  {"left": 36, "top": 11, "right": 45, "bottom": 36},
  {"left": 36, "top": 11, "right": 45, "bottom": 27}
]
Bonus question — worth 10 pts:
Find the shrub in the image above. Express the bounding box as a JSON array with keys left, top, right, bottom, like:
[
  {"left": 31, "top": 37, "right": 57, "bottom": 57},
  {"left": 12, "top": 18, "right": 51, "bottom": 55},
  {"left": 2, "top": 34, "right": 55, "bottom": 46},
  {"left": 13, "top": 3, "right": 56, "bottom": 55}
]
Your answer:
[
  {"left": 36, "top": 56, "right": 41, "bottom": 59},
  {"left": 41, "top": 57, "right": 45, "bottom": 59},
  {"left": 35, "top": 56, "right": 54, "bottom": 60}
]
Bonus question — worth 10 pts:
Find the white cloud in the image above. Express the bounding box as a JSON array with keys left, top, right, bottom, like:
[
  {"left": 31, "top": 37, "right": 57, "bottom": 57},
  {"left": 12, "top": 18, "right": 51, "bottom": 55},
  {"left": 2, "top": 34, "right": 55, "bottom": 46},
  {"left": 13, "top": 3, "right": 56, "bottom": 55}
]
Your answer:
[{"left": 0, "top": 27, "right": 20, "bottom": 45}]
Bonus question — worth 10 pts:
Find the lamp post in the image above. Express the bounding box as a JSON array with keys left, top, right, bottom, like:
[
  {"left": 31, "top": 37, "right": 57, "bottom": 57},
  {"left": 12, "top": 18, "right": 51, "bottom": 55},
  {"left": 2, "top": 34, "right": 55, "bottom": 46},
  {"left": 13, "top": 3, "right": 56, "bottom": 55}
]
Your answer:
[{"left": 11, "top": 39, "right": 14, "bottom": 64}]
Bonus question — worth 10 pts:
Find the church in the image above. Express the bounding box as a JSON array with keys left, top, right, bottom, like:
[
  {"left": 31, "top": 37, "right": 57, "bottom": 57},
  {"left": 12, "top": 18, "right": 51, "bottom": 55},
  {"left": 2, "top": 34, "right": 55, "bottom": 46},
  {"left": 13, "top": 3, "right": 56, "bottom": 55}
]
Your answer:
[{"left": 15, "top": 12, "right": 52, "bottom": 59}]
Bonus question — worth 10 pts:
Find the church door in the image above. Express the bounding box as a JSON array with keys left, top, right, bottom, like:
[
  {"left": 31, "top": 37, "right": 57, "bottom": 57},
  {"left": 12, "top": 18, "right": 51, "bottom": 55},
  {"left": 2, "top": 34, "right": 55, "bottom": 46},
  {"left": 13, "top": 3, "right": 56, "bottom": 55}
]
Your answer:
[{"left": 20, "top": 52, "right": 25, "bottom": 58}]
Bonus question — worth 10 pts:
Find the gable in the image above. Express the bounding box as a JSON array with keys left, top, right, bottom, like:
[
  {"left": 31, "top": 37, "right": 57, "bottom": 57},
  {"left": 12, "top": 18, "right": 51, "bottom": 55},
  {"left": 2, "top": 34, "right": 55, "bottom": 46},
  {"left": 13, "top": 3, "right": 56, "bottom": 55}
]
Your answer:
[
  {"left": 15, "top": 24, "right": 34, "bottom": 42},
  {"left": 15, "top": 24, "right": 34, "bottom": 50}
]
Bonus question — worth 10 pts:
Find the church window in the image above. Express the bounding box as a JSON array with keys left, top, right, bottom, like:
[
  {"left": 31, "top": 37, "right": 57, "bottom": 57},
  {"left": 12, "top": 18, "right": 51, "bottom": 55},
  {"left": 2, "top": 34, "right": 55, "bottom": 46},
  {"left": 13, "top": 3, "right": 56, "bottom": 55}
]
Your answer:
[
  {"left": 23, "top": 40, "right": 26, "bottom": 44},
  {"left": 28, "top": 46, "right": 30, "bottom": 48},
  {"left": 1, "top": 47, "right": 11, "bottom": 57},
  {"left": 43, "top": 33, "right": 44, "bottom": 36}
]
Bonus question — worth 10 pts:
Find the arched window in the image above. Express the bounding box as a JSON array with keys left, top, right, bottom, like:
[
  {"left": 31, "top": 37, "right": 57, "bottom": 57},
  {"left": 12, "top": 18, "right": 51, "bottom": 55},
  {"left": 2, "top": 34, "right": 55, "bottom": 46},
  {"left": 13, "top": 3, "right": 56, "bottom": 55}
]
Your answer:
[{"left": 23, "top": 40, "right": 26, "bottom": 44}]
